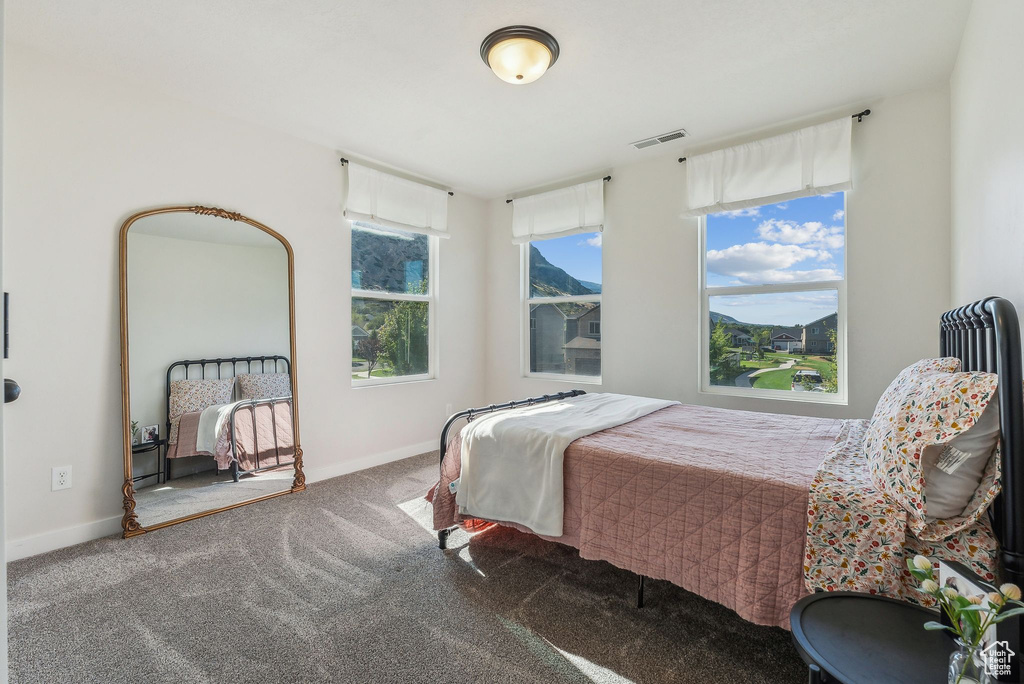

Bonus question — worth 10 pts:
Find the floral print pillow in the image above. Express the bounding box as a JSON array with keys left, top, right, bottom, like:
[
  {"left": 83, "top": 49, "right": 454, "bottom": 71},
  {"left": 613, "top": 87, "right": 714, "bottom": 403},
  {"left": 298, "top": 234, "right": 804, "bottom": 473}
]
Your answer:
[
  {"left": 237, "top": 373, "right": 292, "bottom": 401},
  {"left": 864, "top": 357, "right": 998, "bottom": 523},
  {"left": 168, "top": 377, "right": 235, "bottom": 443}
]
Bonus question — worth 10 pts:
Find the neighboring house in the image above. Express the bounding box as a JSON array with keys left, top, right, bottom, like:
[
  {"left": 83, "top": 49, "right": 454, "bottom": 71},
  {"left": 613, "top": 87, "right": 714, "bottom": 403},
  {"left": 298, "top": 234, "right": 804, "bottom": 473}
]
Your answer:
[
  {"left": 802, "top": 313, "right": 837, "bottom": 354},
  {"left": 771, "top": 326, "right": 803, "bottom": 352},
  {"left": 352, "top": 324, "right": 369, "bottom": 352},
  {"left": 530, "top": 303, "right": 601, "bottom": 374},
  {"left": 722, "top": 327, "right": 753, "bottom": 347},
  {"left": 564, "top": 336, "right": 601, "bottom": 375}
]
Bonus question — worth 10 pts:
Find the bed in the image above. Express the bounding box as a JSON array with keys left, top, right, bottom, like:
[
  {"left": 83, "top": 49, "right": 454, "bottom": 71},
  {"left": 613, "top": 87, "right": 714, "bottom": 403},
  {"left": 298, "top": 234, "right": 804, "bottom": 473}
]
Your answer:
[
  {"left": 430, "top": 297, "right": 1023, "bottom": 645},
  {"left": 163, "top": 355, "right": 295, "bottom": 482}
]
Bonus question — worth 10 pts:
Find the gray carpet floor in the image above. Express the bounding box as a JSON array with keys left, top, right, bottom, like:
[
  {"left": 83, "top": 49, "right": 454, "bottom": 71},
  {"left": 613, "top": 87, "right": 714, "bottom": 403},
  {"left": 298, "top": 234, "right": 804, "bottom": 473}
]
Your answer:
[
  {"left": 8, "top": 452, "right": 807, "bottom": 683},
  {"left": 135, "top": 466, "right": 296, "bottom": 527}
]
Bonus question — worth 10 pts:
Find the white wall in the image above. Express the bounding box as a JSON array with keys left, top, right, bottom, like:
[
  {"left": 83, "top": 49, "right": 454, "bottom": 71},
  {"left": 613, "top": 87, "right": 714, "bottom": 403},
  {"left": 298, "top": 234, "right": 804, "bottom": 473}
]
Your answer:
[
  {"left": 484, "top": 85, "right": 953, "bottom": 420},
  {"left": 4, "top": 44, "right": 488, "bottom": 557},
  {"left": 126, "top": 232, "right": 290, "bottom": 434},
  {"left": 0, "top": 0, "right": 9, "bottom": 675},
  {"left": 950, "top": 1, "right": 1024, "bottom": 324}
]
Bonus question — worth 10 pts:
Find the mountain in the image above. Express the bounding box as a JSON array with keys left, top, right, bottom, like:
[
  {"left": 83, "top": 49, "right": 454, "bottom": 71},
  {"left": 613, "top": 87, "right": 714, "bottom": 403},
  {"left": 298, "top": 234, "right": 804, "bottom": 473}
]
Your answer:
[
  {"left": 352, "top": 227, "right": 429, "bottom": 292},
  {"left": 578, "top": 280, "right": 602, "bottom": 293},
  {"left": 529, "top": 245, "right": 597, "bottom": 297},
  {"left": 709, "top": 311, "right": 742, "bottom": 325}
]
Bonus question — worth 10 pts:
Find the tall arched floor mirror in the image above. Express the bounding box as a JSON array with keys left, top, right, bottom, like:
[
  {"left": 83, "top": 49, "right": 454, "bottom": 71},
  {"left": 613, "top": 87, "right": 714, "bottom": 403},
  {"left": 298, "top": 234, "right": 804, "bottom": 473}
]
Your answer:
[{"left": 118, "top": 206, "right": 305, "bottom": 537}]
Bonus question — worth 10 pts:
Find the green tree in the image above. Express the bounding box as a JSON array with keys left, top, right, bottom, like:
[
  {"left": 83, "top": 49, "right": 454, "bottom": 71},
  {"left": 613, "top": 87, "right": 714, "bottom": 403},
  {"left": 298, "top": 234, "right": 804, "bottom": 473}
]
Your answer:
[
  {"left": 356, "top": 331, "right": 383, "bottom": 378},
  {"left": 823, "top": 326, "right": 839, "bottom": 393},
  {"left": 378, "top": 301, "right": 429, "bottom": 376},
  {"left": 709, "top": 320, "right": 730, "bottom": 367},
  {"left": 755, "top": 328, "right": 772, "bottom": 360}
]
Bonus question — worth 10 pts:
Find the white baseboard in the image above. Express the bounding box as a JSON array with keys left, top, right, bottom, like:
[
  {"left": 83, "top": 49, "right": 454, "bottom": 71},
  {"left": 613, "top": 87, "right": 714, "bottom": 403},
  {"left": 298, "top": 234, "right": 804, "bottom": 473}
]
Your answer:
[
  {"left": 7, "top": 515, "right": 122, "bottom": 562},
  {"left": 5, "top": 440, "right": 435, "bottom": 563},
  {"left": 303, "top": 439, "right": 435, "bottom": 484}
]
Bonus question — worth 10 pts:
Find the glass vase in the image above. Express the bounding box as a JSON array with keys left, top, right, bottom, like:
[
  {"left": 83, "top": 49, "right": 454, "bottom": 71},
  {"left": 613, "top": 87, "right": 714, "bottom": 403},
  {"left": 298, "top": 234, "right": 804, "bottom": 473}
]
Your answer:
[{"left": 949, "top": 639, "right": 990, "bottom": 684}]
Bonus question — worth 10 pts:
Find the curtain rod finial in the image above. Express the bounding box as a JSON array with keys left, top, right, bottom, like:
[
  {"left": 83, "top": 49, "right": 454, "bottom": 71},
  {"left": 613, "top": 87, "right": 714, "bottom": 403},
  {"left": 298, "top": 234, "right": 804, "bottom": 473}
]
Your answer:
[{"left": 678, "top": 157, "right": 687, "bottom": 163}]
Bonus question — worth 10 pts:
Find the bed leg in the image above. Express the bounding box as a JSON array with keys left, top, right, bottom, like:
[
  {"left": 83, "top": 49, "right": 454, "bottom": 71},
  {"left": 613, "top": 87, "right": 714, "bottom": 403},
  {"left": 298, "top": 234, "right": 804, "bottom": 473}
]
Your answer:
[
  {"left": 637, "top": 574, "right": 645, "bottom": 608},
  {"left": 438, "top": 528, "right": 450, "bottom": 550},
  {"left": 231, "top": 462, "right": 239, "bottom": 483}
]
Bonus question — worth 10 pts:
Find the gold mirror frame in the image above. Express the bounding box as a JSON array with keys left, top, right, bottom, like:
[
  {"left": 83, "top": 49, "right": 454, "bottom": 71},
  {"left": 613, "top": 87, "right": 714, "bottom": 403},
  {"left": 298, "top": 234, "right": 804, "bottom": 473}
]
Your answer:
[{"left": 118, "top": 205, "right": 305, "bottom": 537}]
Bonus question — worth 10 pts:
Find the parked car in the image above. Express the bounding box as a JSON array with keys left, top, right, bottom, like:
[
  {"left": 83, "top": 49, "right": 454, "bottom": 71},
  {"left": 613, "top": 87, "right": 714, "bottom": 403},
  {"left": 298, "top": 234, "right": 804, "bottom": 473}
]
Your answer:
[{"left": 792, "top": 370, "right": 824, "bottom": 391}]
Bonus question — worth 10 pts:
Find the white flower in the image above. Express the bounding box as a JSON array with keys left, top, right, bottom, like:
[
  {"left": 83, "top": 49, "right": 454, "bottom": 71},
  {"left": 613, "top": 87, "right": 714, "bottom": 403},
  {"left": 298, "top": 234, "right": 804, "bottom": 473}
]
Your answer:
[
  {"left": 988, "top": 592, "right": 1004, "bottom": 606},
  {"left": 968, "top": 594, "right": 985, "bottom": 605},
  {"left": 1000, "top": 583, "right": 1022, "bottom": 601},
  {"left": 942, "top": 587, "right": 960, "bottom": 601},
  {"left": 921, "top": 579, "right": 940, "bottom": 594},
  {"left": 913, "top": 555, "right": 932, "bottom": 571}
]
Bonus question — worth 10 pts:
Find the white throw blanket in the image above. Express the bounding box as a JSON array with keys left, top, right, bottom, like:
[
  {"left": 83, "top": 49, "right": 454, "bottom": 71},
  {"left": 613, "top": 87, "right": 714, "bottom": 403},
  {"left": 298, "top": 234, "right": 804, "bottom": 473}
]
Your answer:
[
  {"left": 195, "top": 402, "right": 241, "bottom": 455},
  {"left": 455, "top": 393, "right": 679, "bottom": 536}
]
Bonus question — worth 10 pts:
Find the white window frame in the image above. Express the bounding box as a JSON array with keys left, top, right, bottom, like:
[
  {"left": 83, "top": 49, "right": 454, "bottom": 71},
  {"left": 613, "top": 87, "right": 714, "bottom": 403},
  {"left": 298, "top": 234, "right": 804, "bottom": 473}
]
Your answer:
[
  {"left": 698, "top": 196, "right": 848, "bottom": 405},
  {"left": 351, "top": 228, "right": 438, "bottom": 388},
  {"left": 521, "top": 242, "right": 602, "bottom": 384}
]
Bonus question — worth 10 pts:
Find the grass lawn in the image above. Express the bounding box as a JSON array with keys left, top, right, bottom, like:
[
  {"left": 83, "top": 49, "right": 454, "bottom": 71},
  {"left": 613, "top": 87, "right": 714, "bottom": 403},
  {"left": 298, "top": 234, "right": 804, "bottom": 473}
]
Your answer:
[
  {"left": 752, "top": 355, "right": 837, "bottom": 391},
  {"left": 752, "top": 368, "right": 798, "bottom": 390},
  {"left": 740, "top": 359, "right": 779, "bottom": 370},
  {"left": 351, "top": 367, "right": 395, "bottom": 380}
]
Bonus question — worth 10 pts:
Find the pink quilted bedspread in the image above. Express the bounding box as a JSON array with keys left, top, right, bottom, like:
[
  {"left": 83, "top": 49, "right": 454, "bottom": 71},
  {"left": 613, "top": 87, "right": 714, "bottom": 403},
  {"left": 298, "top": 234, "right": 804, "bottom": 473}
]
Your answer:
[
  {"left": 432, "top": 404, "right": 846, "bottom": 628},
  {"left": 167, "top": 402, "right": 295, "bottom": 472}
]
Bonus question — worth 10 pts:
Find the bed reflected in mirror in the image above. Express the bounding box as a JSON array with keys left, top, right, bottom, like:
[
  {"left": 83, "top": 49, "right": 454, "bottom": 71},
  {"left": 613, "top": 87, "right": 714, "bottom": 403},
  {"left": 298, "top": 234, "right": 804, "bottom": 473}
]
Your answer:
[{"left": 119, "top": 206, "right": 304, "bottom": 534}]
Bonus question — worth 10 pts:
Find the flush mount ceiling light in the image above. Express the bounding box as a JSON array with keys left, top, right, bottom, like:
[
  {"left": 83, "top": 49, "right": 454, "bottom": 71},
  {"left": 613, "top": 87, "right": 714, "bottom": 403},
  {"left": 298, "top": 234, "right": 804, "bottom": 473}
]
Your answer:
[{"left": 480, "top": 26, "right": 559, "bottom": 85}]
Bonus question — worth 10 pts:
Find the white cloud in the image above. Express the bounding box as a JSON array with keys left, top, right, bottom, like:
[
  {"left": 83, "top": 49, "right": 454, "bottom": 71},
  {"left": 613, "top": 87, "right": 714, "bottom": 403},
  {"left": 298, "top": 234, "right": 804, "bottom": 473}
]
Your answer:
[
  {"left": 775, "top": 203, "right": 788, "bottom": 210},
  {"left": 833, "top": 209, "right": 845, "bottom": 221},
  {"left": 818, "top": 192, "right": 836, "bottom": 198},
  {"left": 718, "top": 207, "right": 760, "bottom": 219},
  {"left": 579, "top": 234, "right": 602, "bottom": 247},
  {"left": 756, "top": 219, "right": 844, "bottom": 250},
  {"left": 706, "top": 241, "right": 840, "bottom": 284}
]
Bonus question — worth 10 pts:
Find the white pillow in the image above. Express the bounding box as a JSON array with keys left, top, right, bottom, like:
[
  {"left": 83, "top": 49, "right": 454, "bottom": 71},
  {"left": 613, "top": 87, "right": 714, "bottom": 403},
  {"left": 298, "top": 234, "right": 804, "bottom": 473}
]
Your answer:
[
  {"left": 922, "top": 394, "right": 1001, "bottom": 520},
  {"left": 237, "top": 372, "right": 292, "bottom": 401}
]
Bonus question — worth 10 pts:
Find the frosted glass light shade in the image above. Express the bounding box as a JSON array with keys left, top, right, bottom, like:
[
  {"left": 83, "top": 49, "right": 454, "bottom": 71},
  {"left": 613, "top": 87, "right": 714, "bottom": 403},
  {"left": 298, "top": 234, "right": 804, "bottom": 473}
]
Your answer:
[
  {"left": 480, "top": 26, "right": 560, "bottom": 85},
  {"left": 487, "top": 38, "right": 553, "bottom": 84}
]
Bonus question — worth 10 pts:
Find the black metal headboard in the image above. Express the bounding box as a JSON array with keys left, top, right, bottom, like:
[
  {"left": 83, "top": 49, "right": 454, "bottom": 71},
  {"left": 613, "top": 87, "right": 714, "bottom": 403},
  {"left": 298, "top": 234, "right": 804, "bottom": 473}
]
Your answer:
[
  {"left": 165, "top": 355, "right": 290, "bottom": 441},
  {"left": 941, "top": 297, "right": 1022, "bottom": 669}
]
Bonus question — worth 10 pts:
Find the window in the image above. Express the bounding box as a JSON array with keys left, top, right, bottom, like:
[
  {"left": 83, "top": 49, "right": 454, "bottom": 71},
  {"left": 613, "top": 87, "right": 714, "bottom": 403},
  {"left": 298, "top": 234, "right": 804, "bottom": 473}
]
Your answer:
[
  {"left": 700, "top": 194, "right": 846, "bottom": 401},
  {"left": 351, "top": 222, "right": 435, "bottom": 384},
  {"left": 524, "top": 233, "right": 602, "bottom": 379}
]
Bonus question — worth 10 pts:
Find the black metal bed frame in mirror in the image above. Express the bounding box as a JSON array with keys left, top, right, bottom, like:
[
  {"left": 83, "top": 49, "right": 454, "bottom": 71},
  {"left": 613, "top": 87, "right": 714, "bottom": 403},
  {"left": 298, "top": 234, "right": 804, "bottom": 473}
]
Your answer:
[{"left": 118, "top": 205, "right": 305, "bottom": 537}]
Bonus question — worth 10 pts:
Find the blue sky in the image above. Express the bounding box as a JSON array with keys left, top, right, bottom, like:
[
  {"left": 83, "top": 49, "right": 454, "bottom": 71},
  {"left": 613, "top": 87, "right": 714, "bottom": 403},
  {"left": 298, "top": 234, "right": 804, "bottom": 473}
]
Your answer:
[
  {"left": 706, "top": 194, "right": 843, "bottom": 324},
  {"left": 706, "top": 193, "right": 845, "bottom": 287},
  {"left": 711, "top": 290, "right": 838, "bottom": 327},
  {"left": 532, "top": 232, "right": 602, "bottom": 284}
]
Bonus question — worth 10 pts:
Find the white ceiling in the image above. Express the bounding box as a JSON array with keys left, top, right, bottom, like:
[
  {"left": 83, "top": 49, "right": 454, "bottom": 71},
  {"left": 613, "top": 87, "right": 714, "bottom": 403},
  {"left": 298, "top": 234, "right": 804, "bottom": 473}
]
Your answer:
[{"left": 10, "top": 1, "right": 971, "bottom": 198}]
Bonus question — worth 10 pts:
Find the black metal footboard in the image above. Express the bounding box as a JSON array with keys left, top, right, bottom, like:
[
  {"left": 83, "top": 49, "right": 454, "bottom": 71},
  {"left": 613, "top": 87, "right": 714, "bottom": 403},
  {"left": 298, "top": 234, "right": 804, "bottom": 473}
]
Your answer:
[
  {"left": 228, "top": 396, "right": 294, "bottom": 482},
  {"left": 435, "top": 389, "right": 586, "bottom": 549}
]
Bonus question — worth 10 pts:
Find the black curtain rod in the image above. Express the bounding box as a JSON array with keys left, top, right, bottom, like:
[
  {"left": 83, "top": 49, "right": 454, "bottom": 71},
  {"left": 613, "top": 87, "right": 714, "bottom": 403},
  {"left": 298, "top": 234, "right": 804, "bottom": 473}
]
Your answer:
[
  {"left": 505, "top": 176, "right": 611, "bottom": 204},
  {"left": 677, "top": 109, "right": 872, "bottom": 163},
  {"left": 340, "top": 158, "right": 454, "bottom": 196}
]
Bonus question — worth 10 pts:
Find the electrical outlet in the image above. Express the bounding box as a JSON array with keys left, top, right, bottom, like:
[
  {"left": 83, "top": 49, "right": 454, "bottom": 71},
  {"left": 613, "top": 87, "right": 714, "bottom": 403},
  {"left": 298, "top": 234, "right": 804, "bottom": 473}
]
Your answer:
[
  {"left": 445, "top": 403, "right": 453, "bottom": 417},
  {"left": 51, "top": 466, "right": 72, "bottom": 491}
]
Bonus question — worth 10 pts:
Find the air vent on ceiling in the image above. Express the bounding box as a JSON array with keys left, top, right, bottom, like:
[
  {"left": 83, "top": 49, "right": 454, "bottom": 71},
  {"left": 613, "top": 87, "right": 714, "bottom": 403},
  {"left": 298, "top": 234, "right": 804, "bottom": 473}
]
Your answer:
[{"left": 630, "top": 128, "right": 688, "bottom": 150}]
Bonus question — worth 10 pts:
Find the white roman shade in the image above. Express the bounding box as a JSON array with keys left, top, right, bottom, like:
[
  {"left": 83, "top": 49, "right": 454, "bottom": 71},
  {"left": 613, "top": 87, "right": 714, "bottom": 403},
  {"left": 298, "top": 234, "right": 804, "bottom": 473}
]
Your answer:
[
  {"left": 344, "top": 162, "right": 450, "bottom": 238},
  {"left": 511, "top": 179, "right": 604, "bottom": 244},
  {"left": 682, "top": 117, "right": 852, "bottom": 217}
]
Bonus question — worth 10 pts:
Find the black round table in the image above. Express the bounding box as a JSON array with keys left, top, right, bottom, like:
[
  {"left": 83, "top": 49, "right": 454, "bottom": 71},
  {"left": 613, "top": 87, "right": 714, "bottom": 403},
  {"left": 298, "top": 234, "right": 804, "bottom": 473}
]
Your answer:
[{"left": 790, "top": 591, "right": 955, "bottom": 684}]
